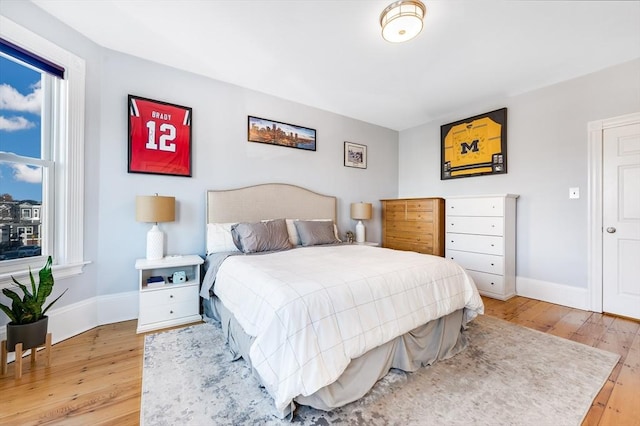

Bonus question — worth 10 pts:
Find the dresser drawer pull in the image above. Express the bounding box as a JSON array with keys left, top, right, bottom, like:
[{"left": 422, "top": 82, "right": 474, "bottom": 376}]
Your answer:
[
  {"left": 170, "top": 294, "right": 174, "bottom": 298},
  {"left": 490, "top": 263, "right": 494, "bottom": 266},
  {"left": 490, "top": 282, "right": 495, "bottom": 286},
  {"left": 170, "top": 310, "right": 174, "bottom": 314}
]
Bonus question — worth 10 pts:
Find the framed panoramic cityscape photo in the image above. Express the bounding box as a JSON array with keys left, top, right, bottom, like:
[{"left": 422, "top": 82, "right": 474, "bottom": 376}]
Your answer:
[{"left": 247, "top": 116, "right": 316, "bottom": 151}]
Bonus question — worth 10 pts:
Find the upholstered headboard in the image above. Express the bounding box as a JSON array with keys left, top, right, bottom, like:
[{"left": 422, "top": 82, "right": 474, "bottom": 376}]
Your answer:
[{"left": 206, "top": 183, "right": 337, "bottom": 224}]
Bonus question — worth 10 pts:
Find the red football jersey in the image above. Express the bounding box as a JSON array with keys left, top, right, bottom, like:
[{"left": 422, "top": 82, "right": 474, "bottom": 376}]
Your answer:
[{"left": 129, "top": 96, "right": 192, "bottom": 176}]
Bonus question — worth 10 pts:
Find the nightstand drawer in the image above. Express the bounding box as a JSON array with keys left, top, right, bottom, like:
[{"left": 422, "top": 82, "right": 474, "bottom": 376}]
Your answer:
[
  {"left": 140, "top": 285, "right": 198, "bottom": 309},
  {"left": 138, "top": 300, "right": 197, "bottom": 325},
  {"left": 446, "top": 249, "right": 504, "bottom": 275}
]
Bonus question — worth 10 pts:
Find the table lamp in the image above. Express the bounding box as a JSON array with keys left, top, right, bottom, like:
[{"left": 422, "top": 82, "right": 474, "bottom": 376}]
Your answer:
[
  {"left": 350, "top": 202, "right": 373, "bottom": 243},
  {"left": 136, "top": 194, "right": 175, "bottom": 260}
]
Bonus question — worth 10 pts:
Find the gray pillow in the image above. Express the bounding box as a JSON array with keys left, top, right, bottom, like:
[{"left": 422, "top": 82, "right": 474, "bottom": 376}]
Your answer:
[
  {"left": 294, "top": 220, "right": 339, "bottom": 246},
  {"left": 231, "top": 219, "right": 292, "bottom": 253}
]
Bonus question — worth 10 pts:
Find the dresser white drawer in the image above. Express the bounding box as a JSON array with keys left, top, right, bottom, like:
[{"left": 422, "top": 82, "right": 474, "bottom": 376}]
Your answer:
[
  {"left": 446, "top": 197, "right": 504, "bottom": 217},
  {"left": 446, "top": 249, "right": 504, "bottom": 274},
  {"left": 140, "top": 285, "right": 198, "bottom": 309},
  {"left": 466, "top": 270, "right": 505, "bottom": 295},
  {"left": 446, "top": 216, "right": 504, "bottom": 236},
  {"left": 138, "top": 300, "right": 198, "bottom": 325},
  {"left": 446, "top": 233, "right": 504, "bottom": 255}
]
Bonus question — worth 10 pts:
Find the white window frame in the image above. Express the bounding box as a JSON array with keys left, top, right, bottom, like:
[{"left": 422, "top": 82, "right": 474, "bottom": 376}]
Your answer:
[{"left": 0, "top": 16, "right": 87, "bottom": 285}]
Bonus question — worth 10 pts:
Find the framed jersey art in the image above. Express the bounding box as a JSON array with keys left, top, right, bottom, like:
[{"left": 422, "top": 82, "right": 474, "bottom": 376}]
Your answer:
[
  {"left": 128, "top": 95, "right": 192, "bottom": 177},
  {"left": 441, "top": 108, "right": 507, "bottom": 180}
]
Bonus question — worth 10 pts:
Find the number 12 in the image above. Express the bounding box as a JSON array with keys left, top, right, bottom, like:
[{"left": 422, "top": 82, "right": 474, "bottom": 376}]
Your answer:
[{"left": 145, "top": 121, "right": 176, "bottom": 152}]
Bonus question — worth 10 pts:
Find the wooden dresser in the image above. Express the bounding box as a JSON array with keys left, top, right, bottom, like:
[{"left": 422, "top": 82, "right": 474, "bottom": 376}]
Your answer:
[
  {"left": 380, "top": 198, "right": 445, "bottom": 256},
  {"left": 444, "top": 194, "right": 518, "bottom": 300}
]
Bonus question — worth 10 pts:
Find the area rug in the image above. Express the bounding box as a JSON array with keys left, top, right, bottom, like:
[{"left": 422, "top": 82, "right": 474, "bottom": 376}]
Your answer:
[{"left": 141, "top": 315, "right": 619, "bottom": 425}]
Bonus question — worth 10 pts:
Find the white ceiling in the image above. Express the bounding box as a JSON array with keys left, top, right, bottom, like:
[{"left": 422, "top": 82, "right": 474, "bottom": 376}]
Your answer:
[{"left": 31, "top": 0, "right": 640, "bottom": 131}]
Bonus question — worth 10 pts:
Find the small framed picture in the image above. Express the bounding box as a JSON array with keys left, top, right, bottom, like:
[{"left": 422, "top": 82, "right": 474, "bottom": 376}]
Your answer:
[
  {"left": 128, "top": 95, "right": 192, "bottom": 177},
  {"left": 344, "top": 141, "right": 367, "bottom": 169}
]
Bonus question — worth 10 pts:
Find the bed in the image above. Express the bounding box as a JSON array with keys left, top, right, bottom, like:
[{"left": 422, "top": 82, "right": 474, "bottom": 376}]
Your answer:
[{"left": 200, "top": 183, "right": 484, "bottom": 418}]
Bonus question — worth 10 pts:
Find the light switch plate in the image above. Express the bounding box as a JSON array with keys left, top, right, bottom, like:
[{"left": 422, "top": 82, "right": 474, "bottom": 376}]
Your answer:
[{"left": 569, "top": 187, "right": 580, "bottom": 199}]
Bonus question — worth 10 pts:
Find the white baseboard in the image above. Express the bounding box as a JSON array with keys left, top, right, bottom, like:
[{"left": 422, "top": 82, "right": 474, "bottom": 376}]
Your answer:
[
  {"left": 516, "top": 276, "right": 590, "bottom": 310},
  {"left": 96, "top": 291, "right": 139, "bottom": 325},
  {"left": 1, "top": 291, "right": 138, "bottom": 362}
]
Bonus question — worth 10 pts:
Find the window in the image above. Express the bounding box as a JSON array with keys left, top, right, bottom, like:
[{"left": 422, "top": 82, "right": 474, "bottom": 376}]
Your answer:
[{"left": 0, "top": 17, "right": 86, "bottom": 284}]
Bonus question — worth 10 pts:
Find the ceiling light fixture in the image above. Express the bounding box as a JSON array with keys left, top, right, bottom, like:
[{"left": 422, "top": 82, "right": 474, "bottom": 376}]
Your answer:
[{"left": 380, "top": 0, "right": 426, "bottom": 43}]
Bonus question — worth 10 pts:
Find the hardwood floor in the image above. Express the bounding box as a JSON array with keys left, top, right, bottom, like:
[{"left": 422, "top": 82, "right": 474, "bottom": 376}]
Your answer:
[{"left": 1, "top": 296, "right": 638, "bottom": 425}]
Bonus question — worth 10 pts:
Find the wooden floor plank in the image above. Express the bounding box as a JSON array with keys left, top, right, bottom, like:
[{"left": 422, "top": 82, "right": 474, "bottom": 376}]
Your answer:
[
  {"left": 0, "top": 297, "right": 637, "bottom": 425},
  {"left": 598, "top": 329, "right": 640, "bottom": 425}
]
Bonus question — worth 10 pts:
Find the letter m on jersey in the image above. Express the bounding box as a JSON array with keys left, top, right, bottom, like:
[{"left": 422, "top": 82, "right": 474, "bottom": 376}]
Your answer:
[{"left": 460, "top": 140, "right": 479, "bottom": 154}]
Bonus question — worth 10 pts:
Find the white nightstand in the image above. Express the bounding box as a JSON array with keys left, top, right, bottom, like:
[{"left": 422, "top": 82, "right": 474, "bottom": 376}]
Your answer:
[{"left": 135, "top": 255, "right": 204, "bottom": 334}]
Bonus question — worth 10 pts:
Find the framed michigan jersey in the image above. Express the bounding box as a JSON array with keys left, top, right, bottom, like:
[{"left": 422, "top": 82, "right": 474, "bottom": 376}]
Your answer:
[
  {"left": 128, "top": 95, "right": 192, "bottom": 177},
  {"left": 440, "top": 108, "right": 507, "bottom": 180}
]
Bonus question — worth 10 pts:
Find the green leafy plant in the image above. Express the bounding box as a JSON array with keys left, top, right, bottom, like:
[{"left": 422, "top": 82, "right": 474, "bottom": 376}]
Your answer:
[{"left": 0, "top": 256, "right": 67, "bottom": 324}]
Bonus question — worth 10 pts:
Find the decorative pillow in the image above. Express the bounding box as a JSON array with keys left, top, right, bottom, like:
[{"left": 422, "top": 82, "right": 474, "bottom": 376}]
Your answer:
[
  {"left": 286, "top": 219, "right": 341, "bottom": 245},
  {"left": 206, "top": 223, "right": 240, "bottom": 254},
  {"left": 294, "top": 220, "right": 340, "bottom": 246},
  {"left": 231, "top": 219, "right": 292, "bottom": 254}
]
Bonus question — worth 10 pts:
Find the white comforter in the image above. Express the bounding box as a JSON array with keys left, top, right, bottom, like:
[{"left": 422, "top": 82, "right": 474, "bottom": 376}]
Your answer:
[{"left": 213, "top": 245, "right": 484, "bottom": 415}]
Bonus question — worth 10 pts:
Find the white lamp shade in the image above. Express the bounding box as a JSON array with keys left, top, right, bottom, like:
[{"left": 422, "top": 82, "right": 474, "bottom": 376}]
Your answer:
[{"left": 380, "top": 0, "right": 426, "bottom": 43}]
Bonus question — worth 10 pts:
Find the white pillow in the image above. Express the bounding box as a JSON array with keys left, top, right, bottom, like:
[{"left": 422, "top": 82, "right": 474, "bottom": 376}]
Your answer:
[
  {"left": 286, "top": 219, "right": 341, "bottom": 246},
  {"left": 207, "top": 223, "right": 240, "bottom": 254}
]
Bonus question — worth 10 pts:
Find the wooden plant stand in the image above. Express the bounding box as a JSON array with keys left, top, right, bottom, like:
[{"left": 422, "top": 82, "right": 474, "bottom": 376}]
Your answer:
[{"left": 1, "top": 333, "right": 52, "bottom": 379}]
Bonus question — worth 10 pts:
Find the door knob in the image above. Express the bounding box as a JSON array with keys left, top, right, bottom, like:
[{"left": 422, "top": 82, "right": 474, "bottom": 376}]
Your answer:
[{"left": 606, "top": 227, "right": 616, "bottom": 233}]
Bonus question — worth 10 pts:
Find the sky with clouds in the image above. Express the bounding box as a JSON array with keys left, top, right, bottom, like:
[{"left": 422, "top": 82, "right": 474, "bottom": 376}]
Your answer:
[{"left": 0, "top": 54, "right": 43, "bottom": 201}]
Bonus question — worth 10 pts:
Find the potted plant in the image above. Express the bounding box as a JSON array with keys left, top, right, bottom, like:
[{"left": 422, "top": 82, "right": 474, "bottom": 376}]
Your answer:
[{"left": 0, "top": 256, "right": 66, "bottom": 351}]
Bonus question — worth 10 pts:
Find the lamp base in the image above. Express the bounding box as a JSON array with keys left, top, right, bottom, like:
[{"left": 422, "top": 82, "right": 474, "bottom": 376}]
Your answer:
[
  {"left": 146, "top": 224, "right": 164, "bottom": 260},
  {"left": 355, "top": 220, "right": 365, "bottom": 243}
]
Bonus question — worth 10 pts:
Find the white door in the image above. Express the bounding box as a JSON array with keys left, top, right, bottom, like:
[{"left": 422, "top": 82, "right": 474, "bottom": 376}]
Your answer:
[{"left": 602, "top": 122, "right": 640, "bottom": 319}]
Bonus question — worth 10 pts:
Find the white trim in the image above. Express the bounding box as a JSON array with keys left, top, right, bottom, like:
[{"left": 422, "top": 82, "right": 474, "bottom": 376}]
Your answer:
[
  {"left": 97, "top": 291, "right": 139, "bottom": 325},
  {"left": 0, "top": 291, "right": 138, "bottom": 363},
  {"left": 587, "top": 112, "right": 640, "bottom": 313},
  {"left": 0, "top": 261, "right": 91, "bottom": 287},
  {"left": 516, "top": 276, "right": 590, "bottom": 310},
  {"left": 0, "top": 16, "right": 86, "bottom": 278}
]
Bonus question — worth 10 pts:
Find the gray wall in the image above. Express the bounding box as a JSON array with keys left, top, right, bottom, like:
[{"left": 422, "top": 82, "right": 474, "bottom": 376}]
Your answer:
[
  {"left": 0, "top": 2, "right": 398, "bottom": 317},
  {"left": 398, "top": 58, "right": 640, "bottom": 289},
  {"left": 97, "top": 51, "right": 398, "bottom": 296},
  {"left": 2, "top": 0, "right": 639, "bottom": 324}
]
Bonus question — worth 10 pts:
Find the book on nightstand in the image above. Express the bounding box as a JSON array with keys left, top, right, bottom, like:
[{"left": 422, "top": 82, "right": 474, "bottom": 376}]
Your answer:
[{"left": 146, "top": 276, "right": 165, "bottom": 288}]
